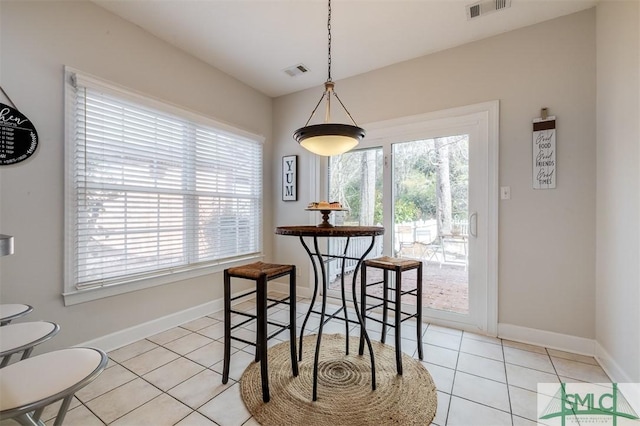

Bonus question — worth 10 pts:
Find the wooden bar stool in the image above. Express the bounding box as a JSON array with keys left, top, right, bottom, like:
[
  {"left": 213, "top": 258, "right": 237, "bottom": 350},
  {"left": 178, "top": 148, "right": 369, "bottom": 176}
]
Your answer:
[
  {"left": 0, "top": 321, "right": 60, "bottom": 368},
  {"left": 0, "top": 347, "right": 108, "bottom": 426},
  {"left": 358, "top": 256, "right": 423, "bottom": 375},
  {"left": 222, "top": 261, "right": 298, "bottom": 403}
]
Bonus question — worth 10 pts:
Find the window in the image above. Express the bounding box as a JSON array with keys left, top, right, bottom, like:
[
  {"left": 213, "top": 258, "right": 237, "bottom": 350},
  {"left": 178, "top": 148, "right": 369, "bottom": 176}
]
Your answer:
[{"left": 64, "top": 69, "right": 263, "bottom": 300}]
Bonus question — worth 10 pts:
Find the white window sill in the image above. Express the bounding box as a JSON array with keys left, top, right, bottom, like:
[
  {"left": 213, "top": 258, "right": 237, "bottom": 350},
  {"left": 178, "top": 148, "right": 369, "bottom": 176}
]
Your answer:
[{"left": 63, "top": 255, "right": 263, "bottom": 306}]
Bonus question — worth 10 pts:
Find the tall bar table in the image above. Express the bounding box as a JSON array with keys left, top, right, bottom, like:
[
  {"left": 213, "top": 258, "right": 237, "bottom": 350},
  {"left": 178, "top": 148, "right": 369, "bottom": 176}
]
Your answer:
[{"left": 275, "top": 225, "right": 384, "bottom": 401}]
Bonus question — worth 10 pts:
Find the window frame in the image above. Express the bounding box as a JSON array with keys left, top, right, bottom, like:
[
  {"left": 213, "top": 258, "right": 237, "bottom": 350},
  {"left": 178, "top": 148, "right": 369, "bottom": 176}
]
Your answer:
[{"left": 63, "top": 67, "right": 264, "bottom": 306}]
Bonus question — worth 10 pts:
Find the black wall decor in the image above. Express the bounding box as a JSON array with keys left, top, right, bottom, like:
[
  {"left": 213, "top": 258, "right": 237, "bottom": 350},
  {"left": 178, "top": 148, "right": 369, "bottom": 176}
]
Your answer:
[
  {"left": 282, "top": 155, "right": 298, "bottom": 201},
  {"left": 0, "top": 102, "right": 39, "bottom": 165}
]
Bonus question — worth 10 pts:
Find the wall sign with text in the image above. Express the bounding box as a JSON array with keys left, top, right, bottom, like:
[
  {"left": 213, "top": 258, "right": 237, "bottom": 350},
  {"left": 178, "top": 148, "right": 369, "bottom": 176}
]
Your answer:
[
  {"left": 0, "top": 103, "right": 39, "bottom": 165},
  {"left": 282, "top": 155, "right": 297, "bottom": 201},
  {"left": 532, "top": 116, "right": 556, "bottom": 189}
]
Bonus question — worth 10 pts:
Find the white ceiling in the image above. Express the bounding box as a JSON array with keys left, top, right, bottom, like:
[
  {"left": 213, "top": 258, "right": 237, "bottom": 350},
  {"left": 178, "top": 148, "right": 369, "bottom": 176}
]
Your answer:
[{"left": 92, "top": 0, "right": 597, "bottom": 98}]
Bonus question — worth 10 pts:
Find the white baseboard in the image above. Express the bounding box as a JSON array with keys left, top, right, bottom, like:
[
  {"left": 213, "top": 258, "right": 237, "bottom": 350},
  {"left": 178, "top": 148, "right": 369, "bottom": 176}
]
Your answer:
[
  {"left": 595, "top": 341, "right": 640, "bottom": 415},
  {"left": 498, "top": 323, "right": 595, "bottom": 356},
  {"left": 78, "top": 299, "right": 223, "bottom": 352},
  {"left": 79, "top": 279, "right": 308, "bottom": 353},
  {"left": 268, "top": 280, "right": 313, "bottom": 299},
  {"left": 595, "top": 340, "right": 635, "bottom": 382}
]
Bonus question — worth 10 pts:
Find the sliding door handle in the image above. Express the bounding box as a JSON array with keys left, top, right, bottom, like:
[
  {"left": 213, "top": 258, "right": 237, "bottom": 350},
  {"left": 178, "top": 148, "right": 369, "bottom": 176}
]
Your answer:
[{"left": 469, "top": 212, "right": 478, "bottom": 238}]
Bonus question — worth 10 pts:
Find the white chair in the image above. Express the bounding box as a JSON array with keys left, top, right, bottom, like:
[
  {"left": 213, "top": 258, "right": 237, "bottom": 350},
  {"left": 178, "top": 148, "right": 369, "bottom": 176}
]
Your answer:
[
  {"left": 414, "top": 227, "right": 443, "bottom": 263},
  {"left": 0, "top": 321, "right": 60, "bottom": 368},
  {"left": 394, "top": 225, "right": 415, "bottom": 256},
  {"left": 0, "top": 304, "right": 33, "bottom": 326},
  {"left": 0, "top": 347, "right": 108, "bottom": 426}
]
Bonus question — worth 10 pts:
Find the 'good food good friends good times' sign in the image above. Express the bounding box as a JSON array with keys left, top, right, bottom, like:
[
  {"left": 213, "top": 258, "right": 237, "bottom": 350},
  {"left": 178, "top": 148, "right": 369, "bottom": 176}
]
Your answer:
[{"left": 532, "top": 116, "right": 556, "bottom": 189}]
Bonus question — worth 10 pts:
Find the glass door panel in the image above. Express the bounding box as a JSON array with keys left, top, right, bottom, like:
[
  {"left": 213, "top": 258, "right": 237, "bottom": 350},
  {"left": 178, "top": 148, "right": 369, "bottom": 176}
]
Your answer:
[
  {"left": 392, "top": 136, "right": 469, "bottom": 314},
  {"left": 327, "top": 147, "right": 384, "bottom": 296}
]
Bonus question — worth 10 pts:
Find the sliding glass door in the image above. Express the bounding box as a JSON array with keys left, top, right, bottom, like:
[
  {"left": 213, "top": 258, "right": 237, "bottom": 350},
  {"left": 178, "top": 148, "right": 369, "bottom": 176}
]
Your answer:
[{"left": 325, "top": 102, "right": 498, "bottom": 333}]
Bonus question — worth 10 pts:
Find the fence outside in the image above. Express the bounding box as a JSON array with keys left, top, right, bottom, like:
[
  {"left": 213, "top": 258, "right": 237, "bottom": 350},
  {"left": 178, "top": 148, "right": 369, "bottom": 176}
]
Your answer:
[{"left": 328, "top": 236, "right": 383, "bottom": 281}]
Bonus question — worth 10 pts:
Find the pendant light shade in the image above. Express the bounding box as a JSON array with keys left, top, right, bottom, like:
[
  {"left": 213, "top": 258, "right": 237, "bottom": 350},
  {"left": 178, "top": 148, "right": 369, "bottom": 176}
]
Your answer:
[
  {"left": 294, "top": 0, "right": 365, "bottom": 156},
  {"left": 294, "top": 123, "right": 365, "bottom": 156}
]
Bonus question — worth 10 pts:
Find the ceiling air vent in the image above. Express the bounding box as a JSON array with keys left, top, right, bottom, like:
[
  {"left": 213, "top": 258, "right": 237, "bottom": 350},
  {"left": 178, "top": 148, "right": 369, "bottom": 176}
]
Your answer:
[
  {"left": 466, "top": 0, "right": 512, "bottom": 20},
  {"left": 284, "top": 64, "right": 309, "bottom": 77}
]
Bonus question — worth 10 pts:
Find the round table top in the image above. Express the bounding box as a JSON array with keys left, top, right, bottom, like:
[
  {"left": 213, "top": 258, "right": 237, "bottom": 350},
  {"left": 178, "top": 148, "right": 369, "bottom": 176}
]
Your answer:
[
  {"left": 0, "top": 321, "right": 59, "bottom": 355},
  {"left": 0, "top": 304, "right": 33, "bottom": 323},
  {"left": 275, "top": 225, "right": 384, "bottom": 237},
  {"left": 0, "top": 347, "right": 107, "bottom": 413}
]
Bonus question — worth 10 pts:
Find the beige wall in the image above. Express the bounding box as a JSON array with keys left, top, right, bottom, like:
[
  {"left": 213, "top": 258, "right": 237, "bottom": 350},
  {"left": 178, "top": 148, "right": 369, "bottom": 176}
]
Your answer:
[
  {"left": 273, "top": 9, "right": 597, "bottom": 339},
  {"left": 595, "top": 1, "right": 640, "bottom": 382},
  {"left": 0, "top": 1, "right": 273, "bottom": 350}
]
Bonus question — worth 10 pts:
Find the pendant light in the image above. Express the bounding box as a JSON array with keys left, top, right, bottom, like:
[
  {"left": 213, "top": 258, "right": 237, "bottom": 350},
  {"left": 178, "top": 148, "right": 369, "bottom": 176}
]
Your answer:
[{"left": 293, "top": 0, "right": 365, "bottom": 156}]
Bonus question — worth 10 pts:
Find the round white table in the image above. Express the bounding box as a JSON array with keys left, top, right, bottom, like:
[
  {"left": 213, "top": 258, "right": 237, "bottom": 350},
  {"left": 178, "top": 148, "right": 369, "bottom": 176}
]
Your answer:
[{"left": 0, "top": 304, "right": 33, "bottom": 326}]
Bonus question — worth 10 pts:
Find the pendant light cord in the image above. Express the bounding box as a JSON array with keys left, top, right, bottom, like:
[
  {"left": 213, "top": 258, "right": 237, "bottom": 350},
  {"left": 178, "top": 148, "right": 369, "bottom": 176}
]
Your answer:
[
  {"left": 301, "top": 0, "right": 359, "bottom": 128},
  {"left": 327, "top": 0, "right": 332, "bottom": 82}
]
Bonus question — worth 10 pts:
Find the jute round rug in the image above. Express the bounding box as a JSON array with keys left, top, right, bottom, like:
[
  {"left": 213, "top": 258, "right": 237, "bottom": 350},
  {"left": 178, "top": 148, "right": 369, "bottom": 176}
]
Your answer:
[{"left": 240, "top": 334, "right": 437, "bottom": 425}]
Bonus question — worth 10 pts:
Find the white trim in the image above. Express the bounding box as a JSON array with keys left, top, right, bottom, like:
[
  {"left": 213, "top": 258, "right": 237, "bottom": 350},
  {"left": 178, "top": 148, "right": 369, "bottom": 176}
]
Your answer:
[
  {"left": 78, "top": 281, "right": 306, "bottom": 352},
  {"left": 305, "top": 154, "right": 322, "bottom": 292},
  {"left": 595, "top": 340, "right": 635, "bottom": 383},
  {"left": 78, "top": 289, "right": 263, "bottom": 352},
  {"left": 486, "top": 102, "right": 500, "bottom": 336},
  {"left": 498, "top": 322, "right": 595, "bottom": 356},
  {"left": 63, "top": 255, "right": 263, "bottom": 306},
  {"left": 64, "top": 67, "right": 81, "bottom": 303},
  {"left": 424, "top": 316, "right": 490, "bottom": 335},
  {"left": 595, "top": 342, "right": 640, "bottom": 416},
  {"left": 351, "top": 100, "right": 499, "bottom": 334},
  {"left": 308, "top": 154, "right": 322, "bottom": 225},
  {"left": 362, "top": 100, "right": 499, "bottom": 143},
  {"left": 78, "top": 299, "right": 224, "bottom": 352}
]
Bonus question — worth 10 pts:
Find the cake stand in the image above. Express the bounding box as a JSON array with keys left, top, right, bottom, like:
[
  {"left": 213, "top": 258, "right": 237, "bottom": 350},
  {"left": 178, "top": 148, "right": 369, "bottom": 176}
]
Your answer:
[{"left": 305, "top": 208, "right": 348, "bottom": 228}]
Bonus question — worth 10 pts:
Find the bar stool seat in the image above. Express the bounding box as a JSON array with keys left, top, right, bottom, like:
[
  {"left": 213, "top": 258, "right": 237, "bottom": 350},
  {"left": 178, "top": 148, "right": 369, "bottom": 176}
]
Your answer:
[
  {"left": 0, "top": 321, "right": 60, "bottom": 368},
  {"left": 0, "top": 347, "right": 108, "bottom": 426},
  {"left": 359, "top": 256, "right": 423, "bottom": 375},
  {"left": 222, "top": 261, "right": 298, "bottom": 403},
  {"left": 0, "top": 304, "right": 33, "bottom": 326}
]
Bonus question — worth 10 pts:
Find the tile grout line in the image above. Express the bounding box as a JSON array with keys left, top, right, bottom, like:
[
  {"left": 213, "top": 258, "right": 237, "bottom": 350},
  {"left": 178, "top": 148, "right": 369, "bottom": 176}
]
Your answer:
[
  {"left": 443, "top": 331, "right": 526, "bottom": 424},
  {"left": 544, "top": 346, "right": 586, "bottom": 426},
  {"left": 442, "top": 327, "right": 464, "bottom": 426},
  {"left": 500, "top": 337, "right": 515, "bottom": 426}
]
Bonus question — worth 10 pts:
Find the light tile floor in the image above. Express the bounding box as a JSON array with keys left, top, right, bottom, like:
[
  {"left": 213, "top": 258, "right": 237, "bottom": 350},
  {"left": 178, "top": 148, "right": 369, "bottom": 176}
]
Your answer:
[{"left": 26, "top": 295, "right": 611, "bottom": 426}]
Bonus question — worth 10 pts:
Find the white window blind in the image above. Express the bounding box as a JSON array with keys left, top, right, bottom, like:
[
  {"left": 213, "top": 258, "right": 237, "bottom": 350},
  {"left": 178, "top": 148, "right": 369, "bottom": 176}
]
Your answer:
[{"left": 66, "top": 71, "right": 263, "bottom": 290}]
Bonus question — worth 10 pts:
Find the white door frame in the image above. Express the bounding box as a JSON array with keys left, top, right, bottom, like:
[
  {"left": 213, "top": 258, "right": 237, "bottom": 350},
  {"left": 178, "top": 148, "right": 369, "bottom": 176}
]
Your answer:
[
  {"left": 358, "top": 101, "right": 498, "bottom": 335},
  {"left": 314, "top": 101, "right": 498, "bottom": 335}
]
